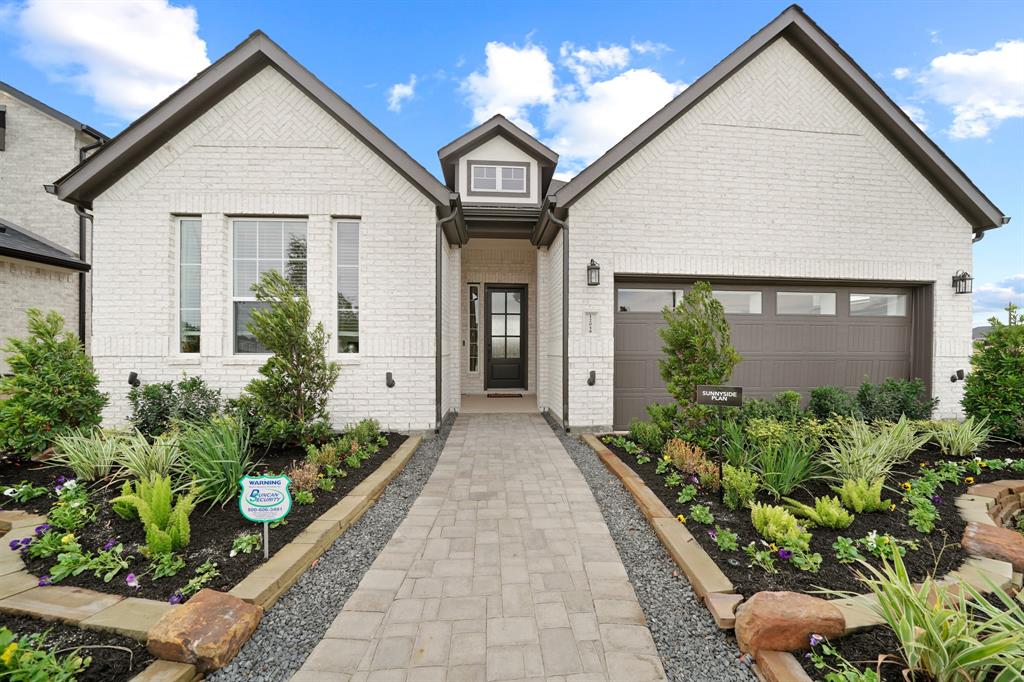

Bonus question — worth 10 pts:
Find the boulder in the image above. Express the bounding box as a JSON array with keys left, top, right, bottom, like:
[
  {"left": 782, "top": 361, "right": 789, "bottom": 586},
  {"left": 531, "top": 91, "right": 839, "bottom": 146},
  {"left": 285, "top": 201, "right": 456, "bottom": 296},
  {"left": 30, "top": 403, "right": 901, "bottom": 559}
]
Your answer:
[
  {"left": 147, "top": 589, "right": 263, "bottom": 672},
  {"left": 962, "top": 522, "right": 1024, "bottom": 573},
  {"left": 735, "top": 591, "right": 844, "bottom": 656}
]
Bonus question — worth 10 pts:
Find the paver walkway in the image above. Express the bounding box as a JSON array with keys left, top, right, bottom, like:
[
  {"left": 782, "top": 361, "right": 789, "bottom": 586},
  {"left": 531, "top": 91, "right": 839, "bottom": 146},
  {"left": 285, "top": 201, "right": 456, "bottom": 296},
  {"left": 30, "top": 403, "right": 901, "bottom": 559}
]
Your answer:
[{"left": 292, "top": 413, "right": 667, "bottom": 682}]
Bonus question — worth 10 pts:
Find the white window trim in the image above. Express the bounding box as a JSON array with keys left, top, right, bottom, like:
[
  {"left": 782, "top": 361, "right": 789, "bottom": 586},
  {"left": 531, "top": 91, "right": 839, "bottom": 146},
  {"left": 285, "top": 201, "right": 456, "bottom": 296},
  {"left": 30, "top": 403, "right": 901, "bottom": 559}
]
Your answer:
[
  {"left": 334, "top": 219, "right": 361, "bottom": 358},
  {"left": 468, "top": 162, "right": 529, "bottom": 194},
  {"left": 175, "top": 216, "right": 202, "bottom": 358},
  {"left": 230, "top": 217, "right": 309, "bottom": 356}
]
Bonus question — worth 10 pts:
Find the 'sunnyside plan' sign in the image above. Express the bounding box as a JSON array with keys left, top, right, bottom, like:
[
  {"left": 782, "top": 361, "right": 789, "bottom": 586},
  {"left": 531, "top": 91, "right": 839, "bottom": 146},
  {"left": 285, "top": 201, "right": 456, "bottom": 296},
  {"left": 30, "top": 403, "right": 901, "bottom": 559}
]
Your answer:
[{"left": 695, "top": 385, "right": 743, "bottom": 407}]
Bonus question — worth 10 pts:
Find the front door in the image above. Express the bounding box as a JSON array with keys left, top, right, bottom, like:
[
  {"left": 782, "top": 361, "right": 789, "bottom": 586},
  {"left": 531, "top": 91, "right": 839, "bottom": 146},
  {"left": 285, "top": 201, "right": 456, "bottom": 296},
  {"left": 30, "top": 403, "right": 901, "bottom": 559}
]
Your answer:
[{"left": 485, "top": 285, "right": 527, "bottom": 389}]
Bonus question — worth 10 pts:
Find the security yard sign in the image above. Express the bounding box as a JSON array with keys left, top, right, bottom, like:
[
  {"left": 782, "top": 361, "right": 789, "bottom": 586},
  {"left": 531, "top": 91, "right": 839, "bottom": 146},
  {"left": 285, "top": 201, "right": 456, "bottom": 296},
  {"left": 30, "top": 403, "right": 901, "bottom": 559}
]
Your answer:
[{"left": 239, "top": 475, "right": 292, "bottom": 559}]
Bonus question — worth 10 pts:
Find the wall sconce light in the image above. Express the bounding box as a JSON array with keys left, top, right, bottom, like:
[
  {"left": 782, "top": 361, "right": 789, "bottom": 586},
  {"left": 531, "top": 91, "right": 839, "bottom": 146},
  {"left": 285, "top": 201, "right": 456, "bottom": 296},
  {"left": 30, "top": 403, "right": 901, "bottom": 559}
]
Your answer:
[
  {"left": 952, "top": 270, "right": 973, "bottom": 295},
  {"left": 386, "top": 372, "right": 395, "bottom": 388},
  {"left": 587, "top": 370, "right": 596, "bottom": 386},
  {"left": 127, "top": 371, "right": 140, "bottom": 387},
  {"left": 949, "top": 368, "right": 966, "bottom": 383},
  {"left": 587, "top": 259, "right": 600, "bottom": 286}
]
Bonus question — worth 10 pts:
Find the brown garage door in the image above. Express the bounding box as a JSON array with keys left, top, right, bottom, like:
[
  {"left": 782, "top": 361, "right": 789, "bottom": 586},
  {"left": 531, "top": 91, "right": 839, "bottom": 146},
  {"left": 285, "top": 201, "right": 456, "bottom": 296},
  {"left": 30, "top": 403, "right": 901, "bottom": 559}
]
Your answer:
[{"left": 613, "top": 281, "right": 921, "bottom": 429}]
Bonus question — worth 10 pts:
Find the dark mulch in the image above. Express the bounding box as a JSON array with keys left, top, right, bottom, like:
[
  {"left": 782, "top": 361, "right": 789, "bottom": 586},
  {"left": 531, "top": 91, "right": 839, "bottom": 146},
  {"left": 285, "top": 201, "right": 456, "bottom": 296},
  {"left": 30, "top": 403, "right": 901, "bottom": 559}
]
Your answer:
[
  {"left": 605, "top": 439, "right": 1023, "bottom": 597},
  {"left": 799, "top": 626, "right": 925, "bottom": 681},
  {"left": 1, "top": 433, "right": 406, "bottom": 602},
  {"left": 0, "top": 612, "right": 153, "bottom": 682}
]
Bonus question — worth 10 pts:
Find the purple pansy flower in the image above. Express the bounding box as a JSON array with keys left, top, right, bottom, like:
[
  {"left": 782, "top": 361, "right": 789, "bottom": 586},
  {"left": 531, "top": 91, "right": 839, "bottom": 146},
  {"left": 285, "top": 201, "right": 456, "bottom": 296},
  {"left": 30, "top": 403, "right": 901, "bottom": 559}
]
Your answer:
[
  {"left": 8, "top": 539, "right": 21, "bottom": 551},
  {"left": 168, "top": 592, "right": 184, "bottom": 605},
  {"left": 102, "top": 538, "right": 116, "bottom": 551},
  {"left": 809, "top": 634, "right": 824, "bottom": 647},
  {"left": 931, "top": 494, "right": 942, "bottom": 505},
  {"left": 19, "top": 538, "right": 31, "bottom": 547},
  {"left": 125, "top": 573, "right": 140, "bottom": 590},
  {"left": 688, "top": 475, "right": 699, "bottom": 484},
  {"left": 55, "top": 475, "right": 66, "bottom": 485},
  {"left": 34, "top": 524, "right": 51, "bottom": 536},
  {"left": 38, "top": 575, "right": 52, "bottom": 587},
  {"left": 707, "top": 529, "right": 717, "bottom": 540},
  {"left": 778, "top": 548, "right": 793, "bottom": 560}
]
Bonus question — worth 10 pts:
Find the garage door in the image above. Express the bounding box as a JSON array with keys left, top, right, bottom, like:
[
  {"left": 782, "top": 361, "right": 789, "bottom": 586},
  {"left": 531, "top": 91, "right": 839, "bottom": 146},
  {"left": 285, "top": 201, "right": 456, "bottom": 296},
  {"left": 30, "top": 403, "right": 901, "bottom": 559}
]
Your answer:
[{"left": 613, "top": 281, "right": 921, "bottom": 429}]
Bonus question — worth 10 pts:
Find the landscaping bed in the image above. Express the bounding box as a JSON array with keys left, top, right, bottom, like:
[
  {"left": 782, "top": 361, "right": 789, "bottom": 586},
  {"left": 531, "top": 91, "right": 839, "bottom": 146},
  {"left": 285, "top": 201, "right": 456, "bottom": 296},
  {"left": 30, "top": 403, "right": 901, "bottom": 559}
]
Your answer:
[
  {"left": 604, "top": 437, "right": 1021, "bottom": 596},
  {"left": 0, "top": 612, "right": 152, "bottom": 682},
  {"left": 0, "top": 432, "right": 406, "bottom": 602}
]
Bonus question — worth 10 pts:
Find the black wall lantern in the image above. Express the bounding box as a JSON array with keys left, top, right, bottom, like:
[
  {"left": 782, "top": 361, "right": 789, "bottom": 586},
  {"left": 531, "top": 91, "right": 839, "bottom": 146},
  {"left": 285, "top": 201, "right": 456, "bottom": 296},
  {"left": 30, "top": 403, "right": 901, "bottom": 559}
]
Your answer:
[
  {"left": 587, "top": 259, "right": 600, "bottom": 286},
  {"left": 952, "top": 270, "right": 973, "bottom": 295}
]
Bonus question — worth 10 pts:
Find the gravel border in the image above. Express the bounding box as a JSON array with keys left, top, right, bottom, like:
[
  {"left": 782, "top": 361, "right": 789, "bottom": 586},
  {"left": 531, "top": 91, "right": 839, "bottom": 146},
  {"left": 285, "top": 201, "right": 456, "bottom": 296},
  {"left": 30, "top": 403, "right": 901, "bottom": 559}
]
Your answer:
[
  {"left": 209, "top": 416, "right": 453, "bottom": 682},
  {"left": 545, "top": 414, "right": 756, "bottom": 682}
]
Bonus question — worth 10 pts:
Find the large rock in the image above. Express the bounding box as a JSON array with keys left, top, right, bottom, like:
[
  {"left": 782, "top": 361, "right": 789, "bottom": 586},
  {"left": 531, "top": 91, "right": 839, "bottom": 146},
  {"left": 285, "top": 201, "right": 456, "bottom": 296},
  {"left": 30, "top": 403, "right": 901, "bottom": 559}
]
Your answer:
[
  {"left": 962, "top": 522, "right": 1024, "bottom": 572},
  {"left": 147, "top": 589, "right": 263, "bottom": 672},
  {"left": 735, "top": 591, "right": 845, "bottom": 656}
]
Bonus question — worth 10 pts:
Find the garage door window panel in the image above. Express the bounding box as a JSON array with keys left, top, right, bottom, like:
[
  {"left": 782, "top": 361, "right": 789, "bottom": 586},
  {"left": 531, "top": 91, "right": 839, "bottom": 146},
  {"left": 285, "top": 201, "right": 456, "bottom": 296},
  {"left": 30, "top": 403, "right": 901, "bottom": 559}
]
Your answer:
[
  {"left": 713, "top": 290, "right": 762, "bottom": 314},
  {"left": 618, "top": 288, "right": 674, "bottom": 312},
  {"left": 777, "top": 291, "right": 836, "bottom": 316},
  {"left": 850, "top": 293, "right": 908, "bottom": 317}
]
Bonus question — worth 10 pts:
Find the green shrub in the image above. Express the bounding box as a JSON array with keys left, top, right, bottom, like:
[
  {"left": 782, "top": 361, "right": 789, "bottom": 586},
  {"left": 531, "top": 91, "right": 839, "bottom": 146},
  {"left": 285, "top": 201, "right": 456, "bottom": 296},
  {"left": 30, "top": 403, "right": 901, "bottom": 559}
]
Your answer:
[
  {"left": 833, "top": 477, "right": 890, "bottom": 513},
  {"left": 348, "top": 418, "right": 382, "bottom": 446},
  {"left": 750, "top": 502, "right": 811, "bottom": 552},
  {"left": 645, "top": 402, "right": 679, "bottom": 438},
  {"left": 49, "top": 428, "right": 121, "bottom": 481},
  {"left": 0, "top": 309, "right": 107, "bottom": 456},
  {"left": 0, "top": 626, "right": 91, "bottom": 680},
  {"left": 116, "top": 430, "right": 180, "bottom": 481},
  {"left": 927, "top": 417, "right": 991, "bottom": 457},
  {"left": 112, "top": 475, "right": 195, "bottom": 555},
  {"left": 823, "top": 416, "right": 928, "bottom": 482},
  {"left": 783, "top": 495, "right": 854, "bottom": 529},
  {"left": 752, "top": 430, "right": 822, "bottom": 500},
  {"left": 128, "top": 375, "right": 222, "bottom": 439},
  {"left": 856, "top": 378, "right": 937, "bottom": 422},
  {"left": 963, "top": 305, "right": 1024, "bottom": 441},
  {"left": 657, "top": 281, "right": 741, "bottom": 447},
  {"left": 808, "top": 386, "right": 862, "bottom": 420},
  {"left": 177, "top": 416, "right": 252, "bottom": 507},
  {"left": 722, "top": 464, "right": 759, "bottom": 510},
  {"left": 719, "top": 420, "right": 753, "bottom": 468},
  {"left": 740, "top": 391, "right": 803, "bottom": 423},
  {"left": 629, "top": 419, "right": 664, "bottom": 454}
]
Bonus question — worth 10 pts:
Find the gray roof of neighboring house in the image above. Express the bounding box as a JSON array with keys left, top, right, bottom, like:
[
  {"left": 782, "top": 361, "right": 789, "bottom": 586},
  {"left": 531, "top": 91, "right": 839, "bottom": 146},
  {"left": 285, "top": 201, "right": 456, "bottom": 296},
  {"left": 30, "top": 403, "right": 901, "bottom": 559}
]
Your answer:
[
  {"left": 0, "top": 80, "right": 108, "bottom": 142},
  {"left": 437, "top": 115, "right": 559, "bottom": 196},
  {"left": 51, "top": 31, "right": 452, "bottom": 209},
  {"left": 552, "top": 4, "right": 1009, "bottom": 234},
  {"left": 972, "top": 325, "right": 992, "bottom": 340},
  {"left": 0, "top": 217, "right": 89, "bottom": 272}
]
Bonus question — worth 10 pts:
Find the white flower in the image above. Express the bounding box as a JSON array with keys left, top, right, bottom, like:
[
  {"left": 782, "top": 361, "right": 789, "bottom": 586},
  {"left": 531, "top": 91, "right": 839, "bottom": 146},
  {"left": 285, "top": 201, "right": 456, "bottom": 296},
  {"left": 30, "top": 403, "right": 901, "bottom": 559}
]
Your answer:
[
  {"left": 229, "top": 549, "right": 238, "bottom": 558},
  {"left": 3, "top": 488, "right": 16, "bottom": 497},
  {"left": 63, "top": 480, "right": 78, "bottom": 489},
  {"left": 1006, "top": 458, "right": 1013, "bottom": 465}
]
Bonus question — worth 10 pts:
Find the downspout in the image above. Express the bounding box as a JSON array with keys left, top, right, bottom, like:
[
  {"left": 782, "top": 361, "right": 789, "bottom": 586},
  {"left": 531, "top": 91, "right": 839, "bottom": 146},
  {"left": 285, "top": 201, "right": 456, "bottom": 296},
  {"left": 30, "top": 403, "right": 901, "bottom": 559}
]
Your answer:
[
  {"left": 76, "top": 136, "right": 105, "bottom": 346},
  {"left": 435, "top": 201, "right": 461, "bottom": 432},
  {"left": 544, "top": 207, "right": 570, "bottom": 430}
]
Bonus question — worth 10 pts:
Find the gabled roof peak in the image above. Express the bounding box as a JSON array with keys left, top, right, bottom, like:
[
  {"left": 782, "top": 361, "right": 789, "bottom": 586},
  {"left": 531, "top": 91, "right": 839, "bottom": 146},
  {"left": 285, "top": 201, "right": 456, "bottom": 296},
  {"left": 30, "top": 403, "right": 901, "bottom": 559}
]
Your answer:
[{"left": 438, "top": 114, "right": 558, "bottom": 165}]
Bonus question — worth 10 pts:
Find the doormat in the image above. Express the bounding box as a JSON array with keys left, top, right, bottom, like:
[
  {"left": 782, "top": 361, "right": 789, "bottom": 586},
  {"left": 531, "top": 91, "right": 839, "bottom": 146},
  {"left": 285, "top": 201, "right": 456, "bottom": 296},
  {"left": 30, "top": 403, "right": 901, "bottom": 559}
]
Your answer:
[{"left": 487, "top": 393, "right": 523, "bottom": 398}]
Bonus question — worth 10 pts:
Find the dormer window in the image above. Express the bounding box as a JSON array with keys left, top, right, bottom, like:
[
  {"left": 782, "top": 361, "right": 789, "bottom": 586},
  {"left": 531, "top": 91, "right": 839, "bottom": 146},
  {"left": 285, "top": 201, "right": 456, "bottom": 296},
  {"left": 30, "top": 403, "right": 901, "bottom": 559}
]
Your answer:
[{"left": 468, "top": 161, "right": 529, "bottom": 197}]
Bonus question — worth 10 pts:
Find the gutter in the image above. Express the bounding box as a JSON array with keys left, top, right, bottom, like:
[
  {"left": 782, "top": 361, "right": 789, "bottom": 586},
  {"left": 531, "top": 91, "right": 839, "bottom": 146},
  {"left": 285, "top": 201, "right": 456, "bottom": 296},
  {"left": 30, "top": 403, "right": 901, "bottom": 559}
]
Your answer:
[
  {"left": 0, "top": 244, "right": 90, "bottom": 272},
  {"left": 544, "top": 205, "right": 570, "bottom": 430},
  {"left": 435, "top": 195, "right": 463, "bottom": 432}
]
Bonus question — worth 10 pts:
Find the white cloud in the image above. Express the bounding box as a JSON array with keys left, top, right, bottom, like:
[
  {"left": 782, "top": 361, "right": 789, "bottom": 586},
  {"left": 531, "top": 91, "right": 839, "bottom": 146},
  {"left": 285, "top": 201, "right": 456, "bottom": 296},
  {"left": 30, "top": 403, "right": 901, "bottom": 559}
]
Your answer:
[
  {"left": 560, "top": 42, "right": 630, "bottom": 85},
  {"left": 892, "top": 67, "right": 911, "bottom": 80},
  {"left": 900, "top": 104, "right": 928, "bottom": 132},
  {"left": 631, "top": 40, "right": 671, "bottom": 57},
  {"left": 10, "top": 0, "right": 210, "bottom": 120},
  {"left": 918, "top": 40, "right": 1024, "bottom": 139},
  {"left": 387, "top": 74, "right": 416, "bottom": 112},
  {"left": 461, "top": 41, "right": 556, "bottom": 134},
  {"left": 974, "top": 274, "right": 1024, "bottom": 317}
]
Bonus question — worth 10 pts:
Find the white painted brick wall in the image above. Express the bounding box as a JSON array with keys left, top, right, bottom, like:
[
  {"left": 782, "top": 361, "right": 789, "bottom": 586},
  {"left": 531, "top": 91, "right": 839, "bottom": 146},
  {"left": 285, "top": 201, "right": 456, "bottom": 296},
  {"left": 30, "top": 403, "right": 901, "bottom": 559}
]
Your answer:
[
  {"left": 566, "top": 37, "right": 973, "bottom": 428},
  {"left": 536, "top": 232, "right": 563, "bottom": 417},
  {"left": 90, "top": 66, "right": 440, "bottom": 431},
  {"left": 0, "top": 259, "right": 79, "bottom": 372}
]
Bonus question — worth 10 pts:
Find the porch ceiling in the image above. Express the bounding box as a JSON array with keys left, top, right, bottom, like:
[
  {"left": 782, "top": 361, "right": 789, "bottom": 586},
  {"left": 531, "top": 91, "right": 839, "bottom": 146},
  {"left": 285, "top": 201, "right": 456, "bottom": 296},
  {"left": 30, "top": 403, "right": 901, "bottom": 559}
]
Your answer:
[{"left": 462, "top": 204, "right": 542, "bottom": 241}]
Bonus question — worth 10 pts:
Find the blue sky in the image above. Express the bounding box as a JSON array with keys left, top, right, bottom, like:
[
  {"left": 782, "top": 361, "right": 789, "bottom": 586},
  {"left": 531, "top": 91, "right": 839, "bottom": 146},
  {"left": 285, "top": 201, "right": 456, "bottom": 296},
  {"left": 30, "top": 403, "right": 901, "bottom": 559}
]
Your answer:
[{"left": 2, "top": 0, "right": 1020, "bottom": 324}]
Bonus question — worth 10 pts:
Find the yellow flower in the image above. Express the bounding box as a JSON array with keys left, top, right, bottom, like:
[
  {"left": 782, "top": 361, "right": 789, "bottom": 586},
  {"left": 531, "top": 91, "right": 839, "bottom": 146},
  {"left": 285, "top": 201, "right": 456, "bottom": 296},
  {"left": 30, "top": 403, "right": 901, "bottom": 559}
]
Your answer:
[
  {"left": 676, "top": 514, "right": 686, "bottom": 524},
  {"left": 965, "top": 476, "right": 975, "bottom": 484},
  {"left": 662, "top": 455, "right": 671, "bottom": 462},
  {"left": 900, "top": 482, "right": 912, "bottom": 491},
  {"left": 1, "top": 642, "right": 17, "bottom": 665},
  {"left": 919, "top": 462, "right": 928, "bottom": 468},
  {"left": 980, "top": 461, "right": 988, "bottom": 468},
  {"left": 60, "top": 533, "right": 75, "bottom": 544},
  {"left": 769, "top": 543, "right": 779, "bottom": 552},
  {"left": 888, "top": 503, "right": 897, "bottom": 512}
]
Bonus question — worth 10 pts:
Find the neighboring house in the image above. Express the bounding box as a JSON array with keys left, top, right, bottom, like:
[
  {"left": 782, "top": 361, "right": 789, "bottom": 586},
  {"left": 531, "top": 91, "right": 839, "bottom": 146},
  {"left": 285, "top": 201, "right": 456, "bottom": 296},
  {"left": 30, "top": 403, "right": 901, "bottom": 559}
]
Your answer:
[
  {"left": 0, "top": 80, "right": 106, "bottom": 369},
  {"left": 49, "top": 6, "right": 1009, "bottom": 431}
]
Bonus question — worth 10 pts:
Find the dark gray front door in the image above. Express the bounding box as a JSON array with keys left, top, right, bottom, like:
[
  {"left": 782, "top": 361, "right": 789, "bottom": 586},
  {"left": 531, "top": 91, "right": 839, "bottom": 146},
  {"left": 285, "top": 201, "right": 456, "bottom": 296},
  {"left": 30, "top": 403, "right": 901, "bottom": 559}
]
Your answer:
[{"left": 485, "top": 285, "right": 527, "bottom": 390}]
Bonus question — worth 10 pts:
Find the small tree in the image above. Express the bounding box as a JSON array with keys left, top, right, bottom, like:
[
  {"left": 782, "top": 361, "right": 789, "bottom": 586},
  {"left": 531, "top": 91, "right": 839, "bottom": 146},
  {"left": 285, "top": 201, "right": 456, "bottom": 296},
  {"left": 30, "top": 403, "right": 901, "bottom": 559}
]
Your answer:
[
  {"left": 0, "top": 309, "right": 108, "bottom": 456},
  {"left": 658, "top": 281, "right": 741, "bottom": 444},
  {"left": 963, "top": 303, "right": 1024, "bottom": 441},
  {"left": 237, "top": 270, "right": 339, "bottom": 447}
]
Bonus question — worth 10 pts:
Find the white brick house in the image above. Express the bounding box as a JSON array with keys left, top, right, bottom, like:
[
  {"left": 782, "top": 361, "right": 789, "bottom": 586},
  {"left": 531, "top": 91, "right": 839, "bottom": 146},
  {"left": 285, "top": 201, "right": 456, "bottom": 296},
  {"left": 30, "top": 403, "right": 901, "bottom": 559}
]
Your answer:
[
  {"left": 49, "top": 7, "right": 1008, "bottom": 431},
  {"left": 0, "top": 82, "right": 105, "bottom": 369}
]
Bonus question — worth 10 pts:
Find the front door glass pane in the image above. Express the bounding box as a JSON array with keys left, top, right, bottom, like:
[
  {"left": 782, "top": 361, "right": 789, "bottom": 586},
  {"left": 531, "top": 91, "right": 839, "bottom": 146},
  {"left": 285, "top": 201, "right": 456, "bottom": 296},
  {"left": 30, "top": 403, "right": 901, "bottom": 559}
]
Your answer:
[
  {"left": 506, "top": 337, "right": 520, "bottom": 359},
  {"left": 491, "top": 291, "right": 505, "bottom": 313},
  {"left": 491, "top": 315, "right": 505, "bottom": 336},
  {"left": 492, "top": 338, "right": 506, "bottom": 359},
  {"left": 506, "top": 315, "right": 520, "bottom": 336},
  {"left": 506, "top": 292, "right": 521, "bottom": 313}
]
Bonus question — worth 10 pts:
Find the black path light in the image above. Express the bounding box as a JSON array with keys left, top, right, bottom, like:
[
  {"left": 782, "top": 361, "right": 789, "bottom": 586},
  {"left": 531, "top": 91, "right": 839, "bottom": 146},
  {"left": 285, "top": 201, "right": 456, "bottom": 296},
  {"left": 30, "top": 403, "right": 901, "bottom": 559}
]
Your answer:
[
  {"left": 952, "top": 270, "right": 974, "bottom": 294},
  {"left": 587, "top": 259, "right": 600, "bottom": 286}
]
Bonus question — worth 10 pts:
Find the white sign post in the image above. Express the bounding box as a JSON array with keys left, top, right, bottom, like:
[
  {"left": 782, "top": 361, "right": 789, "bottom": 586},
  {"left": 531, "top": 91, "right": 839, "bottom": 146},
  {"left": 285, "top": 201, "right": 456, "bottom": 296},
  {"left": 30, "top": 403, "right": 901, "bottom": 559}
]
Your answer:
[{"left": 239, "top": 475, "right": 292, "bottom": 560}]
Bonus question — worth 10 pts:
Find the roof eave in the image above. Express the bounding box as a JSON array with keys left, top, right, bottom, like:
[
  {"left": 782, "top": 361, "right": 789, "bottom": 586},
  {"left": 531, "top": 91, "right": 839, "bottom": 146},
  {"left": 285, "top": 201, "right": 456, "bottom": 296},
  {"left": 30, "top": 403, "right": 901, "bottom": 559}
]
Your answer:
[{"left": 0, "top": 247, "right": 91, "bottom": 272}]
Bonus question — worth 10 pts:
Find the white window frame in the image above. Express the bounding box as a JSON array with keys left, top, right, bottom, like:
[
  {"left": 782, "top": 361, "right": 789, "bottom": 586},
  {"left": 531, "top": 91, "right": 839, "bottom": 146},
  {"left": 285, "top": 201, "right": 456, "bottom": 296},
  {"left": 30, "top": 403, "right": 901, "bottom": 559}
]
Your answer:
[
  {"left": 468, "top": 161, "right": 529, "bottom": 195},
  {"left": 176, "top": 217, "right": 202, "bottom": 355},
  {"left": 335, "top": 220, "right": 360, "bottom": 355},
  {"left": 230, "top": 218, "right": 308, "bottom": 355}
]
